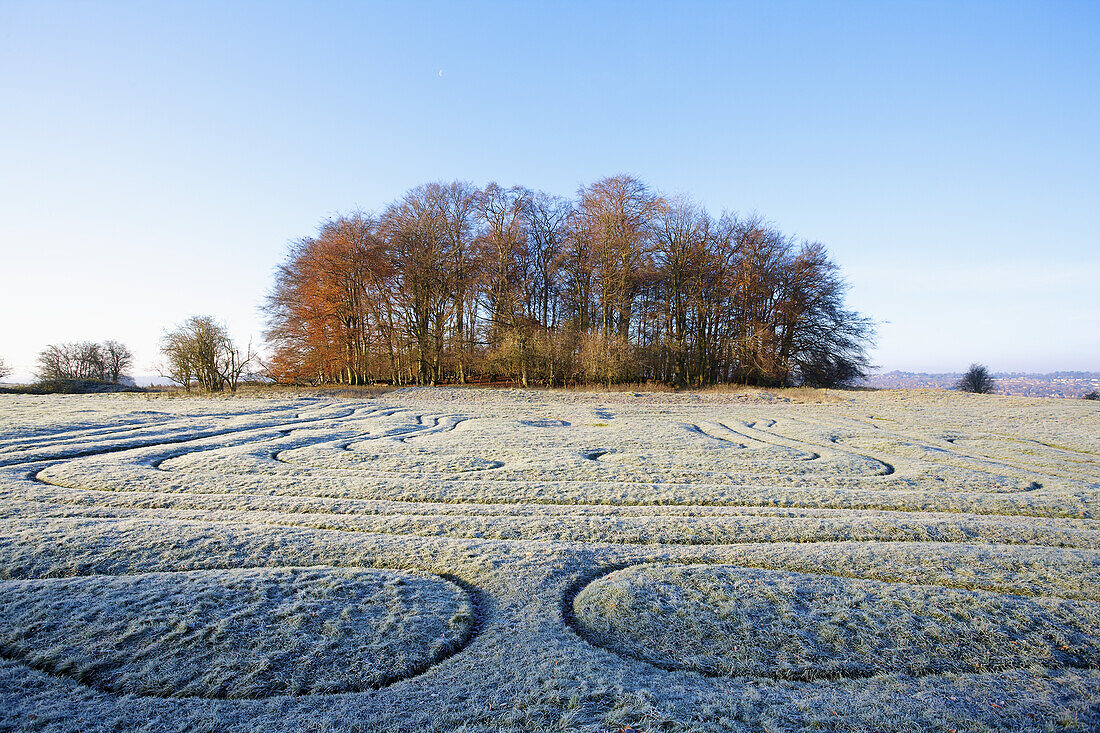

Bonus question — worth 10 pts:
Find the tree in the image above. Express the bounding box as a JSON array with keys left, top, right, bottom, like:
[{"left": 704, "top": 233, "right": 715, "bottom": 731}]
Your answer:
[
  {"left": 479, "top": 183, "right": 532, "bottom": 384},
  {"left": 522, "top": 191, "right": 571, "bottom": 385},
  {"left": 1082, "top": 389, "right": 1098, "bottom": 401},
  {"left": 0, "top": 356, "right": 10, "bottom": 380},
  {"left": 36, "top": 344, "right": 71, "bottom": 381},
  {"left": 162, "top": 316, "right": 256, "bottom": 392},
  {"left": 36, "top": 342, "right": 102, "bottom": 381},
  {"left": 263, "top": 213, "right": 394, "bottom": 385},
  {"left": 220, "top": 337, "right": 258, "bottom": 393},
  {"left": 729, "top": 220, "right": 791, "bottom": 385},
  {"left": 101, "top": 341, "right": 134, "bottom": 383},
  {"left": 441, "top": 182, "right": 480, "bottom": 384},
  {"left": 780, "top": 242, "right": 875, "bottom": 387},
  {"left": 34, "top": 341, "right": 133, "bottom": 383},
  {"left": 956, "top": 363, "right": 997, "bottom": 394},
  {"left": 524, "top": 191, "right": 569, "bottom": 332},
  {"left": 575, "top": 175, "right": 658, "bottom": 340},
  {"left": 653, "top": 197, "right": 711, "bottom": 386},
  {"left": 383, "top": 184, "right": 456, "bottom": 385}
]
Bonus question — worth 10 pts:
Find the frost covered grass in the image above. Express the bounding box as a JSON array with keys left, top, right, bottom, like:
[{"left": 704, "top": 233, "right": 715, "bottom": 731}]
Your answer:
[
  {"left": 0, "top": 387, "right": 1097, "bottom": 731},
  {"left": 0, "top": 567, "right": 473, "bottom": 698},
  {"left": 572, "top": 564, "right": 1099, "bottom": 679}
]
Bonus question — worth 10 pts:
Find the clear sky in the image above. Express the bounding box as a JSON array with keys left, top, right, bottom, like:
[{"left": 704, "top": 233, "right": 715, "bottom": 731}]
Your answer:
[{"left": 1, "top": 1, "right": 1097, "bottom": 381}]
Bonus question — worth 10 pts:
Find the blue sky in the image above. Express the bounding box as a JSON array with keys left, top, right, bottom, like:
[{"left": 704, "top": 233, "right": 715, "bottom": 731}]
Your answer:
[{"left": 1, "top": 1, "right": 1097, "bottom": 380}]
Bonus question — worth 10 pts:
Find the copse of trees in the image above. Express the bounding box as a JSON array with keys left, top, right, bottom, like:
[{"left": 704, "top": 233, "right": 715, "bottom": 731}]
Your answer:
[
  {"left": 263, "top": 175, "right": 874, "bottom": 388},
  {"left": 35, "top": 340, "right": 133, "bottom": 384},
  {"left": 161, "top": 316, "right": 257, "bottom": 393}
]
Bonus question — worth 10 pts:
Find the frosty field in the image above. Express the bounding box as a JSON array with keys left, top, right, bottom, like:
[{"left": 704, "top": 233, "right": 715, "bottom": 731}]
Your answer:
[{"left": 1, "top": 387, "right": 1098, "bottom": 732}]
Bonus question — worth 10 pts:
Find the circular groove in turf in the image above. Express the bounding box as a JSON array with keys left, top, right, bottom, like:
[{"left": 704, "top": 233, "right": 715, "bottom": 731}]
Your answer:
[
  {"left": 0, "top": 566, "right": 476, "bottom": 698},
  {"left": 569, "top": 563, "right": 1100, "bottom": 680}
]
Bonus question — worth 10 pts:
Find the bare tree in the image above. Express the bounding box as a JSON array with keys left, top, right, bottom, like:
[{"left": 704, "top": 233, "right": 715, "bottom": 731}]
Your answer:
[
  {"left": 479, "top": 183, "right": 533, "bottom": 384},
  {"left": 653, "top": 197, "right": 710, "bottom": 386},
  {"left": 441, "top": 182, "right": 480, "bottom": 384},
  {"left": 955, "top": 363, "right": 997, "bottom": 394},
  {"left": 383, "top": 184, "right": 455, "bottom": 385},
  {"left": 522, "top": 190, "right": 571, "bottom": 385},
  {"left": 73, "top": 342, "right": 105, "bottom": 380},
  {"left": 220, "top": 338, "right": 258, "bottom": 393},
  {"left": 101, "top": 340, "right": 134, "bottom": 383},
  {"left": 780, "top": 242, "right": 875, "bottom": 387},
  {"left": 162, "top": 316, "right": 255, "bottom": 392},
  {"left": 36, "top": 344, "right": 70, "bottom": 382},
  {"left": 34, "top": 341, "right": 133, "bottom": 383},
  {"left": 161, "top": 330, "right": 195, "bottom": 392},
  {"left": 575, "top": 175, "right": 659, "bottom": 340}
]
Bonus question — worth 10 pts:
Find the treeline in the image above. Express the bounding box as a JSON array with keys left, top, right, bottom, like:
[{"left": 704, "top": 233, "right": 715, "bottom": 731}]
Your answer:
[{"left": 264, "top": 175, "right": 873, "bottom": 388}]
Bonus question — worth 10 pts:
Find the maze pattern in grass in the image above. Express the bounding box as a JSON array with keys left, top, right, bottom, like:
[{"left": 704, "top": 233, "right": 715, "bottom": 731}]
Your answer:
[{"left": 0, "top": 388, "right": 1097, "bottom": 732}]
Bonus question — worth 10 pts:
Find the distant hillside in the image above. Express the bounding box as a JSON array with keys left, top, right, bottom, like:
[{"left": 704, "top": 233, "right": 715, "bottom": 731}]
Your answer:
[{"left": 869, "top": 371, "right": 1100, "bottom": 398}]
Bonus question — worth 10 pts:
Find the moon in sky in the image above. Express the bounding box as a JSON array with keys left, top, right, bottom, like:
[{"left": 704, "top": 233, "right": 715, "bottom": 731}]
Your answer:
[{"left": 438, "top": 69, "right": 443, "bottom": 77}]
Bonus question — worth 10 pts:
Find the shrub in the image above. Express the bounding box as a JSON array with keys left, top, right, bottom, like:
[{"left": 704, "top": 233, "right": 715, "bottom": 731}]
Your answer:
[
  {"left": 579, "top": 332, "right": 636, "bottom": 389},
  {"left": 955, "top": 363, "right": 997, "bottom": 394},
  {"left": 1084, "top": 389, "right": 1100, "bottom": 401}
]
